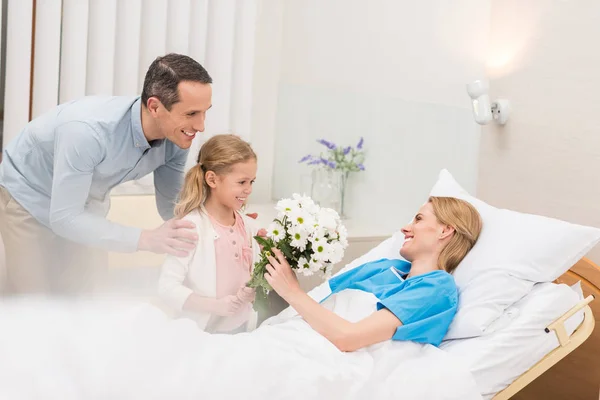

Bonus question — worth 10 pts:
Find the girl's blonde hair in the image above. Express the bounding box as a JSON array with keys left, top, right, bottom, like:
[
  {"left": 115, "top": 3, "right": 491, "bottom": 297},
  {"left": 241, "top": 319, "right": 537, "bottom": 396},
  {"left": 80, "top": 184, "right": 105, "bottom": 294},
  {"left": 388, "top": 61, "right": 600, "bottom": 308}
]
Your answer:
[
  {"left": 429, "top": 196, "right": 482, "bottom": 274},
  {"left": 174, "top": 134, "right": 257, "bottom": 218}
]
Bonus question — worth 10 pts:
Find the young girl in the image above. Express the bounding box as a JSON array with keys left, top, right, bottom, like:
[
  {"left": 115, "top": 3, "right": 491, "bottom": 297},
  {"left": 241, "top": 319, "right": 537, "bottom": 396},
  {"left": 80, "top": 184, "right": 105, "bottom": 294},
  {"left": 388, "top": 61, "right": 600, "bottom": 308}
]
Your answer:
[{"left": 158, "top": 134, "right": 260, "bottom": 333}]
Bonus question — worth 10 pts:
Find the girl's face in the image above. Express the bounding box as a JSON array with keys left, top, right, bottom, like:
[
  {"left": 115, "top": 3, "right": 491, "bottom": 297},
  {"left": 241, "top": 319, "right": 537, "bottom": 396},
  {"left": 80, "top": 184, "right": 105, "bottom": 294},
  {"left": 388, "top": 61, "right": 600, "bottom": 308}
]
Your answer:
[{"left": 208, "top": 160, "right": 257, "bottom": 211}]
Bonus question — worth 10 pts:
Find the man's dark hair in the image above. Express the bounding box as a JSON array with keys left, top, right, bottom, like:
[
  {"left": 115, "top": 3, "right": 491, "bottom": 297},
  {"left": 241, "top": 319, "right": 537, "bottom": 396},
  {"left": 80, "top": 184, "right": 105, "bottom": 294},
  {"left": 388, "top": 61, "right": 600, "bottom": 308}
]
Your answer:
[{"left": 141, "top": 53, "right": 212, "bottom": 110}]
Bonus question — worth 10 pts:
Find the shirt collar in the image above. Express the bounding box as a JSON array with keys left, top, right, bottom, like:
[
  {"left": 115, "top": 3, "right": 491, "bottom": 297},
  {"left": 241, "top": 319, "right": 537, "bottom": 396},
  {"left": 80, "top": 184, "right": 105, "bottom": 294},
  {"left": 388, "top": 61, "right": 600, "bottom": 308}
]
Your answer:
[{"left": 130, "top": 97, "right": 151, "bottom": 150}]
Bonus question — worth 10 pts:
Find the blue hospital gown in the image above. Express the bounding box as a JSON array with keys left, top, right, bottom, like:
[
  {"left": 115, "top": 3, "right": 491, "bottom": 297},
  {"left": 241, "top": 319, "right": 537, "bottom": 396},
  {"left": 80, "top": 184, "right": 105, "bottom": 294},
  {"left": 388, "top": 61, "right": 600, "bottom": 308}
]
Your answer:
[{"left": 326, "top": 258, "right": 458, "bottom": 346}]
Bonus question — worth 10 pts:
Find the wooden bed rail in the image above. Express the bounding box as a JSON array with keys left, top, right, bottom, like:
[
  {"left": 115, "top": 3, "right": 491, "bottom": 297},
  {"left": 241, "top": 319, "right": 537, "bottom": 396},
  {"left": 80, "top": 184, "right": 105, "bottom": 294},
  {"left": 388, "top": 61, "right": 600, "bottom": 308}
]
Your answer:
[
  {"left": 545, "top": 295, "right": 595, "bottom": 346},
  {"left": 493, "top": 295, "right": 595, "bottom": 400}
]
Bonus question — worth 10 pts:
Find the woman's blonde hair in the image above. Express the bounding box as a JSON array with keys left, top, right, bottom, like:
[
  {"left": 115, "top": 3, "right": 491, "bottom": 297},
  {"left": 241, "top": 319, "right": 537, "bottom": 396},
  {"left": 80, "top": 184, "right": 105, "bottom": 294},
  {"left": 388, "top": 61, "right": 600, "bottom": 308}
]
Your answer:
[
  {"left": 429, "top": 196, "right": 482, "bottom": 274},
  {"left": 174, "top": 134, "right": 257, "bottom": 218}
]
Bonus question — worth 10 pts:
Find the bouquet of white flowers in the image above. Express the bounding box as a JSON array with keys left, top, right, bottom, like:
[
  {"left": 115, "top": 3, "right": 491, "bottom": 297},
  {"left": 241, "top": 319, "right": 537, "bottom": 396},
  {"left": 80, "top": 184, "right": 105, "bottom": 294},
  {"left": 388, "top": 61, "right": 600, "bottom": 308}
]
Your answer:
[{"left": 247, "top": 193, "right": 349, "bottom": 304}]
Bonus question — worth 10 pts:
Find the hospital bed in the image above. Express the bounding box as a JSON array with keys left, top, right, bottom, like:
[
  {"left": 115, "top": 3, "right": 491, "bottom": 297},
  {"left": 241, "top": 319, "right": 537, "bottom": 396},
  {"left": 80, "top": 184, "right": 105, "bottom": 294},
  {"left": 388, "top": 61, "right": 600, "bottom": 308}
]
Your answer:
[
  {"left": 129, "top": 240, "right": 600, "bottom": 399},
  {"left": 491, "top": 257, "right": 599, "bottom": 400},
  {"left": 274, "top": 249, "right": 599, "bottom": 400},
  {"left": 420, "top": 255, "right": 598, "bottom": 400}
]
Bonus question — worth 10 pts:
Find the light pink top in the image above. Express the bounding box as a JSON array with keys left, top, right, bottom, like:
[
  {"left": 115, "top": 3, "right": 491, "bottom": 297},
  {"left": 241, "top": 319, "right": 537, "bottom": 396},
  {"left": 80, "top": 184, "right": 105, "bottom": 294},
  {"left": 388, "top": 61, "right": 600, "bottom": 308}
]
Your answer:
[{"left": 208, "top": 211, "right": 253, "bottom": 332}]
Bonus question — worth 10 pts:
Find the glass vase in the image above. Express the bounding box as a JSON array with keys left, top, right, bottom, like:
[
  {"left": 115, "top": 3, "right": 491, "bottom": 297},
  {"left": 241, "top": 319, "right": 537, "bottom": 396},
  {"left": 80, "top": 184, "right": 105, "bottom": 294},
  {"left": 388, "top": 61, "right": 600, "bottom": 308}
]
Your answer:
[
  {"left": 310, "top": 168, "right": 337, "bottom": 209},
  {"left": 336, "top": 170, "right": 350, "bottom": 220},
  {"left": 310, "top": 168, "right": 350, "bottom": 219}
]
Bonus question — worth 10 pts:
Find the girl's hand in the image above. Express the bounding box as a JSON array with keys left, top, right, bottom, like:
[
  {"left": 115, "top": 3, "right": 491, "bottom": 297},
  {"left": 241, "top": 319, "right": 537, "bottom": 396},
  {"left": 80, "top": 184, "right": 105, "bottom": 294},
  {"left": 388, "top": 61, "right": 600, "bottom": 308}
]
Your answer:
[
  {"left": 257, "top": 228, "right": 267, "bottom": 237},
  {"left": 256, "top": 228, "right": 268, "bottom": 251},
  {"left": 265, "top": 248, "right": 302, "bottom": 300},
  {"left": 236, "top": 286, "right": 256, "bottom": 303},
  {"left": 213, "top": 295, "right": 243, "bottom": 316}
]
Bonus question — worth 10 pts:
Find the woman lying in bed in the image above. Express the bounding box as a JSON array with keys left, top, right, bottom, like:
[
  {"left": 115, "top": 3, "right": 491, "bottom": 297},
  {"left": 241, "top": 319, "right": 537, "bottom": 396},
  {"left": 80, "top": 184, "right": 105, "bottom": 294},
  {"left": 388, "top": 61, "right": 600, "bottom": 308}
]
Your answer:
[{"left": 264, "top": 196, "right": 482, "bottom": 351}]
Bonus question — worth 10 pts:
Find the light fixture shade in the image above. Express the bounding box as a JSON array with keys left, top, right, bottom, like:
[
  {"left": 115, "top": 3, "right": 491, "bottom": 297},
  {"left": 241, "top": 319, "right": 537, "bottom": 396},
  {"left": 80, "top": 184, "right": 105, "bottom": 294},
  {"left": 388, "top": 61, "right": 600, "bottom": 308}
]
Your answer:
[
  {"left": 466, "top": 80, "right": 489, "bottom": 98},
  {"left": 471, "top": 94, "right": 493, "bottom": 125},
  {"left": 467, "top": 80, "right": 493, "bottom": 125}
]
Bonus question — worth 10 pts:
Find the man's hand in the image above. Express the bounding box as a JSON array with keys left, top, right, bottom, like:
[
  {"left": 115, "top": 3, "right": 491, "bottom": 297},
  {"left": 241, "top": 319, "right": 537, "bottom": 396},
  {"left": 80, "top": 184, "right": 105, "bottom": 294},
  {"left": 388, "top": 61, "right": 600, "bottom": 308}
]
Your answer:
[{"left": 138, "top": 218, "right": 198, "bottom": 257}]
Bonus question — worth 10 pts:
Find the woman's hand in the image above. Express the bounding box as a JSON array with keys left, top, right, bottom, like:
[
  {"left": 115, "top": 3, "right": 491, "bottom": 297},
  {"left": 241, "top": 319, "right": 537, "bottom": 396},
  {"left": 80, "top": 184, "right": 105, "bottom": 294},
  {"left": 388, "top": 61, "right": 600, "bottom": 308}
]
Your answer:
[{"left": 265, "top": 248, "right": 302, "bottom": 300}]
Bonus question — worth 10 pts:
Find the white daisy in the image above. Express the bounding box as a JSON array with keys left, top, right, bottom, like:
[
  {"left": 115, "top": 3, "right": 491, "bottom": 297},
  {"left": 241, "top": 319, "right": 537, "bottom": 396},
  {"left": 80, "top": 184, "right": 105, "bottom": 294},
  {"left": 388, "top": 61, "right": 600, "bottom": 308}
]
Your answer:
[
  {"left": 296, "top": 256, "right": 314, "bottom": 276},
  {"left": 309, "top": 226, "right": 327, "bottom": 242},
  {"left": 292, "top": 193, "right": 320, "bottom": 215},
  {"left": 288, "top": 208, "right": 315, "bottom": 230},
  {"left": 326, "top": 241, "right": 345, "bottom": 264},
  {"left": 267, "top": 221, "right": 286, "bottom": 242},
  {"left": 275, "top": 198, "right": 297, "bottom": 218},
  {"left": 311, "top": 239, "right": 332, "bottom": 262},
  {"left": 317, "top": 207, "right": 340, "bottom": 232},
  {"left": 297, "top": 256, "right": 310, "bottom": 270},
  {"left": 308, "top": 232, "right": 326, "bottom": 257},
  {"left": 289, "top": 225, "right": 309, "bottom": 251},
  {"left": 309, "top": 258, "right": 322, "bottom": 273}
]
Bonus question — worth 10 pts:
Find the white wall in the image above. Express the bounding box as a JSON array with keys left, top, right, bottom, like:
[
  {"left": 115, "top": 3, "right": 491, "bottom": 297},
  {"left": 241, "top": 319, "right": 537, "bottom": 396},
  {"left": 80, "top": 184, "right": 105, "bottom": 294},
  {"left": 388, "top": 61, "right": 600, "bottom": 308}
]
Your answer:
[
  {"left": 248, "top": 0, "right": 284, "bottom": 203},
  {"left": 479, "top": 0, "right": 600, "bottom": 263},
  {"left": 270, "top": 0, "right": 491, "bottom": 232}
]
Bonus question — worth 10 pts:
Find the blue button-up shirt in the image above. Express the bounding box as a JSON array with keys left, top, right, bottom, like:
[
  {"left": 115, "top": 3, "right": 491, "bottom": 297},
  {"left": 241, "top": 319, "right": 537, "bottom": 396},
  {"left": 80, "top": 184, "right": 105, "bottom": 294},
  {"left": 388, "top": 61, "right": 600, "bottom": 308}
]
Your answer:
[{"left": 0, "top": 96, "right": 188, "bottom": 252}]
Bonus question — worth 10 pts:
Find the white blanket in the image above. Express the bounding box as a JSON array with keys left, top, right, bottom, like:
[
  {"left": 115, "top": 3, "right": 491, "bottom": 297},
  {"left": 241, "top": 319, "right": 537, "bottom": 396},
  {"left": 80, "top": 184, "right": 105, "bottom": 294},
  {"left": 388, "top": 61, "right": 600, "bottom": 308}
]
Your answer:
[{"left": 0, "top": 291, "right": 482, "bottom": 400}]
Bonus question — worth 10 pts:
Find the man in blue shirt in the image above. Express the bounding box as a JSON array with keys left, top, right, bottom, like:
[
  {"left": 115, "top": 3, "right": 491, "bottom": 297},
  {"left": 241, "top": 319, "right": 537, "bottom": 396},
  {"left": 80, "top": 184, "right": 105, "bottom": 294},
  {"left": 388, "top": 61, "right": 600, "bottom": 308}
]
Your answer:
[{"left": 0, "top": 53, "right": 210, "bottom": 294}]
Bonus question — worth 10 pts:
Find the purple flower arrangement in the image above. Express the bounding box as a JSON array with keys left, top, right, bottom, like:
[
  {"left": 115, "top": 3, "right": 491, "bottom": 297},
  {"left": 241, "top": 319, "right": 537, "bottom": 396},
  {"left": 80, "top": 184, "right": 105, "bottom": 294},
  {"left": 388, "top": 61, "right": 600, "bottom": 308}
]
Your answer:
[{"left": 299, "top": 137, "right": 366, "bottom": 173}]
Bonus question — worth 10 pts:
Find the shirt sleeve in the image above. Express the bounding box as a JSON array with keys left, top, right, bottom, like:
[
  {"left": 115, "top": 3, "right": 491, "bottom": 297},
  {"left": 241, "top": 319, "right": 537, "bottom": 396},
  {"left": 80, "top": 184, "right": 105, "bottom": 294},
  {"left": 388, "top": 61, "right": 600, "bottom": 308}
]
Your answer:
[
  {"left": 157, "top": 213, "right": 198, "bottom": 311},
  {"left": 377, "top": 272, "right": 458, "bottom": 346},
  {"left": 49, "top": 121, "right": 142, "bottom": 252},
  {"left": 157, "top": 253, "right": 195, "bottom": 311},
  {"left": 153, "top": 147, "right": 188, "bottom": 221}
]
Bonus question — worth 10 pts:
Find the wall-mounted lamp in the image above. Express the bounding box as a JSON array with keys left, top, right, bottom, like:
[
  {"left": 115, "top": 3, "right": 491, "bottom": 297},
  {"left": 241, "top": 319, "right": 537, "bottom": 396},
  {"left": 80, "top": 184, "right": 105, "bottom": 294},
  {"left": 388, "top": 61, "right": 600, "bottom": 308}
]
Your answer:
[{"left": 466, "top": 80, "right": 510, "bottom": 125}]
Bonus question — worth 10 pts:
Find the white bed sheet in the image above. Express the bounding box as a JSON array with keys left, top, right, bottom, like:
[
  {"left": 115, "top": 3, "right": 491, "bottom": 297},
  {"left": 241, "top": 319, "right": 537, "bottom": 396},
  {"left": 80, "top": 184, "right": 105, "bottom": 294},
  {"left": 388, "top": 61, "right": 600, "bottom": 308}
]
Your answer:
[
  {"left": 440, "top": 282, "right": 584, "bottom": 399},
  {"left": 0, "top": 290, "right": 483, "bottom": 400},
  {"left": 307, "top": 233, "right": 588, "bottom": 399}
]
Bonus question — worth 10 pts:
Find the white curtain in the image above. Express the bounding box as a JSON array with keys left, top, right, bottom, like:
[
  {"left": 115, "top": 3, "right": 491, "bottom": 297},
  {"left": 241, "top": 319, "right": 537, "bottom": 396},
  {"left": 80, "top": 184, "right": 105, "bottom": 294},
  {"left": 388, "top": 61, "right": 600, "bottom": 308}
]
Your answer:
[
  {"left": 2, "top": 0, "right": 257, "bottom": 195},
  {"left": 2, "top": 0, "right": 34, "bottom": 149}
]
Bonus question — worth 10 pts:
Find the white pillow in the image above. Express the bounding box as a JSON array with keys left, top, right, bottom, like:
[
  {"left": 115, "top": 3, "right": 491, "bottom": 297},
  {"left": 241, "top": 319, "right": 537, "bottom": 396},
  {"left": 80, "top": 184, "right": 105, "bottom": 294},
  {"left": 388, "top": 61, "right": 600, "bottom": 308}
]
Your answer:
[
  {"left": 440, "top": 281, "right": 584, "bottom": 399},
  {"left": 431, "top": 169, "right": 600, "bottom": 339}
]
